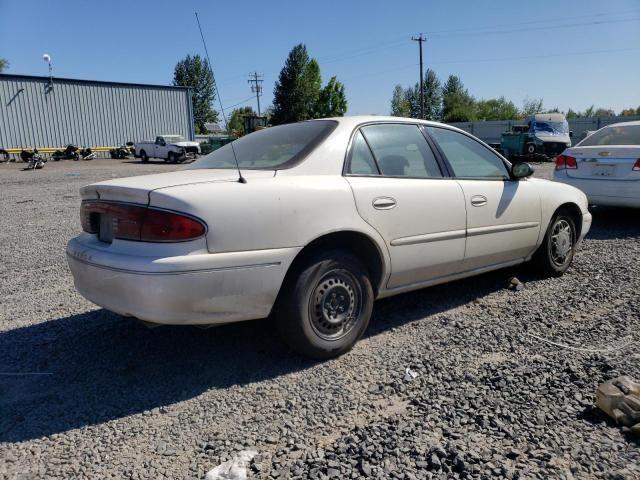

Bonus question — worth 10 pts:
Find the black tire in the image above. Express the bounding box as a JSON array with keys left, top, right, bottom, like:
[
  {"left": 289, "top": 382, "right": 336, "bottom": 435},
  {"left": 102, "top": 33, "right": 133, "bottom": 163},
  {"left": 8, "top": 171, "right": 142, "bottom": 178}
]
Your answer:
[
  {"left": 275, "top": 251, "right": 374, "bottom": 359},
  {"left": 532, "top": 212, "right": 577, "bottom": 277},
  {"left": 526, "top": 143, "right": 536, "bottom": 155},
  {"left": 167, "top": 152, "right": 177, "bottom": 163},
  {"left": 140, "top": 150, "right": 149, "bottom": 163}
]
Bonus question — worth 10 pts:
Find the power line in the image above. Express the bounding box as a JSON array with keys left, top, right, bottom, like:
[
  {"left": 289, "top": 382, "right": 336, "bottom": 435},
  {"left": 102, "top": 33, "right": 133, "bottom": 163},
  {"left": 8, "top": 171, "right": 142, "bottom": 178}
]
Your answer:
[
  {"left": 422, "top": 8, "right": 640, "bottom": 35},
  {"left": 222, "top": 95, "right": 256, "bottom": 111},
  {"left": 339, "top": 46, "right": 640, "bottom": 81},
  {"left": 427, "top": 17, "right": 640, "bottom": 38}
]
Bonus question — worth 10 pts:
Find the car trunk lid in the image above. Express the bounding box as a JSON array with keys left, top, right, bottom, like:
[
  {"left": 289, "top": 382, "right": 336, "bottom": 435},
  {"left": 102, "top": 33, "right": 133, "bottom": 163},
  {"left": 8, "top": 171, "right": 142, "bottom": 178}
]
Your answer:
[
  {"left": 80, "top": 169, "right": 275, "bottom": 204},
  {"left": 565, "top": 146, "right": 640, "bottom": 180}
]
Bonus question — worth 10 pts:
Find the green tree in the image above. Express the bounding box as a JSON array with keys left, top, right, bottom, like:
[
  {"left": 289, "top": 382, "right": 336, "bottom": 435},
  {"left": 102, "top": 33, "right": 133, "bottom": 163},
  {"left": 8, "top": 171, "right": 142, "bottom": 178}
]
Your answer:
[
  {"left": 475, "top": 96, "right": 519, "bottom": 121},
  {"left": 441, "top": 75, "right": 476, "bottom": 122},
  {"left": 272, "top": 44, "right": 320, "bottom": 124},
  {"left": 227, "top": 106, "right": 255, "bottom": 136},
  {"left": 173, "top": 54, "right": 218, "bottom": 134},
  {"left": 302, "top": 59, "right": 322, "bottom": 116},
  {"left": 521, "top": 97, "right": 544, "bottom": 117},
  {"left": 594, "top": 108, "right": 615, "bottom": 117},
  {"left": 316, "top": 76, "right": 347, "bottom": 117},
  {"left": 422, "top": 69, "right": 443, "bottom": 121},
  {"left": 390, "top": 84, "right": 411, "bottom": 117},
  {"left": 582, "top": 105, "right": 595, "bottom": 117},
  {"left": 620, "top": 107, "right": 638, "bottom": 116},
  {"left": 566, "top": 108, "right": 579, "bottom": 119},
  {"left": 0, "top": 58, "right": 8, "bottom": 72}
]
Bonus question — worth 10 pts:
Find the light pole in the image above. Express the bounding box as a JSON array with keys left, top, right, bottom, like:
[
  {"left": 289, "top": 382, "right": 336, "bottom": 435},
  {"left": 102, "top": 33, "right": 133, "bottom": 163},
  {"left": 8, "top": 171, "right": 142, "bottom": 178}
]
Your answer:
[{"left": 43, "top": 53, "right": 52, "bottom": 90}]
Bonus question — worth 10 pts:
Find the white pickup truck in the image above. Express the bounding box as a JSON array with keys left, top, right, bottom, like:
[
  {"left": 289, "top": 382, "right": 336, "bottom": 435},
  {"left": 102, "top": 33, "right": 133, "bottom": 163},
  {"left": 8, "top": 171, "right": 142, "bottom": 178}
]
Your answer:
[{"left": 134, "top": 135, "right": 201, "bottom": 163}]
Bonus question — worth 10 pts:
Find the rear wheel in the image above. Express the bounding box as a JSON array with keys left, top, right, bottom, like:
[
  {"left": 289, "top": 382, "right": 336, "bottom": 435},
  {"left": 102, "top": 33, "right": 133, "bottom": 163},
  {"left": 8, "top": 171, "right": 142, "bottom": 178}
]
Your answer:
[
  {"left": 276, "top": 251, "right": 374, "bottom": 359},
  {"left": 532, "top": 212, "right": 577, "bottom": 276},
  {"left": 140, "top": 150, "right": 149, "bottom": 163}
]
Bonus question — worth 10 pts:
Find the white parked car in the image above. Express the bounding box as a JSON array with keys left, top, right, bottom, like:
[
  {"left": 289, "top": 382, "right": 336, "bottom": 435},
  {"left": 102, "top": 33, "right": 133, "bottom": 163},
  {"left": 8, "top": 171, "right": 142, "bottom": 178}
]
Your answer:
[
  {"left": 67, "top": 117, "right": 592, "bottom": 358},
  {"left": 134, "top": 135, "right": 200, "bottom": 163},
  {"left": 554, "top": 121, "right": 640, "bottom": 208}
]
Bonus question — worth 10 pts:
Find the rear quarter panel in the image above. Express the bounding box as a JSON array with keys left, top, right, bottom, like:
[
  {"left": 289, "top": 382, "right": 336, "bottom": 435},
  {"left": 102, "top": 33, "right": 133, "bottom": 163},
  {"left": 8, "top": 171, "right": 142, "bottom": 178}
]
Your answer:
[{"left": 148, "top": 175, "right": 390, "bottom": 259}]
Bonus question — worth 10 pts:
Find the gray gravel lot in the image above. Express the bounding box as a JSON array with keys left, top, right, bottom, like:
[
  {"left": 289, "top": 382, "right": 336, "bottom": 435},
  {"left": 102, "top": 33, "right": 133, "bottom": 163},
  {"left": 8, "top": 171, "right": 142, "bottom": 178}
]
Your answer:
[{"left": 1, "top": 158, "right": 639, "bottom": 479}]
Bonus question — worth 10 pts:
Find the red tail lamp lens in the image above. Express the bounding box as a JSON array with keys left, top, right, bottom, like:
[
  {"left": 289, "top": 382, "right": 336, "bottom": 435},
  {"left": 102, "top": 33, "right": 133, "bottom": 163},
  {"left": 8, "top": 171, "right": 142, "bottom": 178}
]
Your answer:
[
  {"left": 80, "top": 202, "right": 206, "bottom": 242},
  {"left": 633, "top": 159, "right": 640, "bottom": 171},
  {"left": 556, "top": 155, "right": 577, "bottom": 170}
]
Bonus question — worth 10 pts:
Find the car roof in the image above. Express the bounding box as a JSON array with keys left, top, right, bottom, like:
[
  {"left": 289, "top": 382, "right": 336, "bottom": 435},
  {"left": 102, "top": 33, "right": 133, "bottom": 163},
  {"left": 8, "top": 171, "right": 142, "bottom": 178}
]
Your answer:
[
  {"left": 321, "top": 115, "right": 469, "bottom": 134},
  {"left": 531, "top": 113, "right": 566, "bottom": 122}
]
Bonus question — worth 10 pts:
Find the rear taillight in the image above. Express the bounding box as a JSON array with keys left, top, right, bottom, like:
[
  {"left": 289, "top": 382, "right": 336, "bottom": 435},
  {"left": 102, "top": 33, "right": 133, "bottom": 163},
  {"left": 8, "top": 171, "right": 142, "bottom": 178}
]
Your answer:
[
  {"left": 556, "top": 154, "right": 577, "bottom": 170},
  {"left": 80, "top": 201, "right": 206, "bottom": 242},
  {"left": 633, "top": 159, "right": 640, "bottom": 171}
]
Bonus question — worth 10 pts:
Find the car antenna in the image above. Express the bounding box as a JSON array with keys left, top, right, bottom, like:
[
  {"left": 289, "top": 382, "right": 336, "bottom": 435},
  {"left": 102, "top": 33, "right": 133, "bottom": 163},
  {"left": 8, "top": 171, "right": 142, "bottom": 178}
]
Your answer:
[{"left": 195, "top": 12, "right": 246, "bottom": 184}]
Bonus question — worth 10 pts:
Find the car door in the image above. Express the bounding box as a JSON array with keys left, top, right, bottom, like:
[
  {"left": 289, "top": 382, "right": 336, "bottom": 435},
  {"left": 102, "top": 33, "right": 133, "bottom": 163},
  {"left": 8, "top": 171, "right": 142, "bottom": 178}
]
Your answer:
[
  {"left": 425, "top": 126, "right": 541, "bottom": 270},
  {"left": 345, "top": 123, "right": 467, "bottom": 289},
  {"left": 155, "top": 136, "right": 166, "bottom": 158}
]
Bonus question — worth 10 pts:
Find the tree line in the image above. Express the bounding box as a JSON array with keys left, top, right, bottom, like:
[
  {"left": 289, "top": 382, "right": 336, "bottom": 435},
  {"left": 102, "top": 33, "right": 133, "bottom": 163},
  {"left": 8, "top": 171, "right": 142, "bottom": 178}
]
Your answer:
[
  {"left": 172, "top": 44, "right": 347, "bottom": 135},
  {"left": 391, "top": 70, "right": 640, "bottom": 122}
]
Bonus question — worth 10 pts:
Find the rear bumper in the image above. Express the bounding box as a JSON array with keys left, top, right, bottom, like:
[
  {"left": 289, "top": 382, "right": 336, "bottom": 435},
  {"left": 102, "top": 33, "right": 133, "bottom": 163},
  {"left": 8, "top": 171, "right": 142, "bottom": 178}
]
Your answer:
[
  {"left": 553, "top": 172, "right": 640, "bottom": 208},
  {"left": 67, "top": 236, "right": 300, "bottom": 325}
]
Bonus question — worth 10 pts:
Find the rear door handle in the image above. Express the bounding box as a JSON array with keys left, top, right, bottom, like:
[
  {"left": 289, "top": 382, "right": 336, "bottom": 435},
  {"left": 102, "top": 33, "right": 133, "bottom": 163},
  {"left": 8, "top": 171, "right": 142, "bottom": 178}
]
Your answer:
[
  {"left": 470, "top": 195, "right": 488, "bottom": 207},
  {"left": 372, "top": 197, "right": 397, "bottom": 210}
]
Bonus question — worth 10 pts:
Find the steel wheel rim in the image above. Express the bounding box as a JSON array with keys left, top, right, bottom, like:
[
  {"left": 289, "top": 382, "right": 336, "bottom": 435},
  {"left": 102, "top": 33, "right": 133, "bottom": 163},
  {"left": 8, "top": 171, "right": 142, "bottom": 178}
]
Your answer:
[
  {"left": 550, "top": 219, "right": 573, "bottom": 266},
  {"left": 309, "top": 269, "right": 362, "bottom": 341}
]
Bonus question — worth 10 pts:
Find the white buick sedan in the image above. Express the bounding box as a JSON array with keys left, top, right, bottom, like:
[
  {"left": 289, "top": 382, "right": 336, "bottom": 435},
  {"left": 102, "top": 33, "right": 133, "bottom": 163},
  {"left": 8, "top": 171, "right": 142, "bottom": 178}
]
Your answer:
[
  {"left": 67, "top": 116, "right": 591, "bottom": 358},
  {"left": 554, "top": 121, "right": 640, "bottom": 208}
]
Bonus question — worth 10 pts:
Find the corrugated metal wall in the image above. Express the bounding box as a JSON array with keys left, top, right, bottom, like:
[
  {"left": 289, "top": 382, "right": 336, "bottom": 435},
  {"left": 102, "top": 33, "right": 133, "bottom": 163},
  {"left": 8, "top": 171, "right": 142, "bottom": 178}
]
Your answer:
[
  {"left": 449, "top": 115, "right": 640, "bottom": 144},
  {"left": 0, "top": 74, "right": 194, "bottom": 149}
]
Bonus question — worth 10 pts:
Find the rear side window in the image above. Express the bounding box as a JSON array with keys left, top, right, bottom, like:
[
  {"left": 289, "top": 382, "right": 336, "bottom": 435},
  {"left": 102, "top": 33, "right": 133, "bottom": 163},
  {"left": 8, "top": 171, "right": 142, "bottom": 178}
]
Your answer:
[
  {"left": 427, "top": 127, "right": 509, "bottom": 179},
  {"left": 360, "top": 124, "right": 442, "bottom": 178},
  {"left": 579, "top": 125, "right": 640, "bottom": 146},
  {"left": 347, "top": 131, "right": 379, "bottom": 175}
]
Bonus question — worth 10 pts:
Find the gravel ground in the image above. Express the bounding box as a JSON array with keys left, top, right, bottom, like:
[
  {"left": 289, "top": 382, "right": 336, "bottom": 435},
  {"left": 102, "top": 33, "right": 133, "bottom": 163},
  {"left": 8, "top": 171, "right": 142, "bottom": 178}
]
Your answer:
[{"left": 1, "top": 158, "right": 638, "bottom": 480}]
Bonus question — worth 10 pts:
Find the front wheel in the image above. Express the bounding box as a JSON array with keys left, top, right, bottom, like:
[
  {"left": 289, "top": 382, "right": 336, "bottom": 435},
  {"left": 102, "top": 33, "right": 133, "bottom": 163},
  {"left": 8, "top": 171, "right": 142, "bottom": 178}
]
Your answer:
[
  {"left": 526, "top": 143, "right": 536, "bottom": 155},
  {"left": 275, "top": 251, "right": 374, "bottom": 359},
  {"left": 167, "top": 152, "right": 177, "bottom": 163},
  {"left": 532, "top": 213, "right": 577, "bottom": 276}
]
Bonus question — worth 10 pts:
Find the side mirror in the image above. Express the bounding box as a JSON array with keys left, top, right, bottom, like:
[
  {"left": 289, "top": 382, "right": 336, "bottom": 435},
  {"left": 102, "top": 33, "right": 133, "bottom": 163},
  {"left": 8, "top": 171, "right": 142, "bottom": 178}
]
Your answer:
[
  {"left": 511, "top": 161, "right": 534, "bottom": 179},
  {"left": 569, "top": 131, "right": 574, "bottom": 138}
]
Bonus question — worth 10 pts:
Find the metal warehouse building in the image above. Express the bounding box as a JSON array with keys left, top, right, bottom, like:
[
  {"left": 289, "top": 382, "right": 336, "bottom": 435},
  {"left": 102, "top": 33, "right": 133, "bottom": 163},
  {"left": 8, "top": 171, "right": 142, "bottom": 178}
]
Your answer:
[{"left": 0, "top": 74, "right": 195, "bottom": 150}]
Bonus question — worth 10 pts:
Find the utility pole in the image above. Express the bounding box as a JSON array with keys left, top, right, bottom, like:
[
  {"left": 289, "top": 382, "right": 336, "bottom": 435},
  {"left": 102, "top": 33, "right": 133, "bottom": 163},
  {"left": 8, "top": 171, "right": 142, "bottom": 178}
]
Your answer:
[
  {"left": 411, "top": 34, "right": 426, "bottom": 119},
  {"left": 247, "top": 72, "right": 264, "bottom": 116}
]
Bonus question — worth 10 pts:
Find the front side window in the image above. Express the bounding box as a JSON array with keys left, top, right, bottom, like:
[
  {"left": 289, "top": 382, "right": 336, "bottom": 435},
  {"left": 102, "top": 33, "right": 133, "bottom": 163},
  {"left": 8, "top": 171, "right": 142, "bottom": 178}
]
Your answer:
[
  {"left": 427, "top": 127, "right": 509, "bottom": 179},
  {"left": 360, "top": 124, "right": 441, "bottom": 178},
  {"left": 188, "top": 120, "right": 337, "bottom": 170},
  {"left": 578, "top": 125, "right": 640, "bottom": 146}
]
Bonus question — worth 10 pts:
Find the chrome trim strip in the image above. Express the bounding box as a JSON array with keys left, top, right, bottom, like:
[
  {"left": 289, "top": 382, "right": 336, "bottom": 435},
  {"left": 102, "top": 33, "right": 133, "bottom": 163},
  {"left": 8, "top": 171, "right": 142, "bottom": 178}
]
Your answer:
[
  {"left": 390, "top": 229, "right": 466, "bottom": 246},
  {"left": 66, "top": 252, "right": 280, "bottom": 276},
  {"left": 467, "top": 222, "right": 539, "bottom": 237}
]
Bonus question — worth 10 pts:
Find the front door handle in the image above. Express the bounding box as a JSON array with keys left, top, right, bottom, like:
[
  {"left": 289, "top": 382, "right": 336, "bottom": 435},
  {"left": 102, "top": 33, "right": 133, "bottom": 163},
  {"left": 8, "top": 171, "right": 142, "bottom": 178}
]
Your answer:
[
  {"left": 470, "top": 195, "right": 488, "bottom": 207},
  {"left": 372, "top": 197, "right": 397, "bottom": 210}
]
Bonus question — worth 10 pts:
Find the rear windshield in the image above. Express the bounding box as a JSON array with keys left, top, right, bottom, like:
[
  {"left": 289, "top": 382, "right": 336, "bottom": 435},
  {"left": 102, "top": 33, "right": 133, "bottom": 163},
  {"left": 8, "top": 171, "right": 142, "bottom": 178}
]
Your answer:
[
  {"left": 188, "top": 120, "right": 338, "bottom": 170},
  {"left": 579, "top": 125, "right": 640, "bottom": 146}
]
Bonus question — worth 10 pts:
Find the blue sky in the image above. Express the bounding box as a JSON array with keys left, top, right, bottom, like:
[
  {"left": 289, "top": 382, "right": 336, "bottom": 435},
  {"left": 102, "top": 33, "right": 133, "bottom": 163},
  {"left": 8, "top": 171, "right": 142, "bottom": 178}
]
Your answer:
[{"left": 1, "top": 0, "right": 639, "bottom": 118}]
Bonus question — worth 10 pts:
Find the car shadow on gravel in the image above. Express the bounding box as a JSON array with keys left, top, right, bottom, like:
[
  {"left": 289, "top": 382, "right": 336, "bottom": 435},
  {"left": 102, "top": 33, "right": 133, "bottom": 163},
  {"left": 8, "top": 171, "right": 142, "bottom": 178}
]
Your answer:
[
  {"left": 587, "top": 206, "right": 640, "bottom": 240},
  {"left": 0, "top": 310, "right": 309, "bottom": 443}
]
